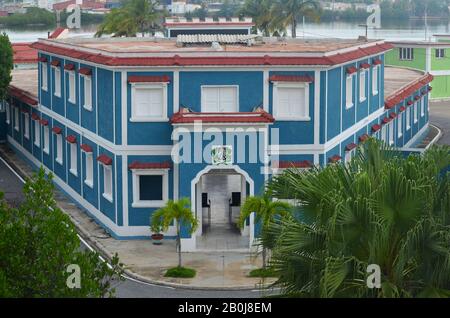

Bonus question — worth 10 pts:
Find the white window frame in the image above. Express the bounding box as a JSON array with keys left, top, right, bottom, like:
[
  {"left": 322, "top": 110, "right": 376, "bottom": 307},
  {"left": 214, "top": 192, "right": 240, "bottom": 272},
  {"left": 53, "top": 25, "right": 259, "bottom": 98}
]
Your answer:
[
  {"left": 130, "top": 83, "right": 168, "bottom": 122},
  {"left": 381, "top": 125, "right": 388, "bottom": 143},
  {"left": 397, "top": 113, "right": 403, "bottom": 138},
  {"left": 53, "top": 66, "right": 61, "bottom": 97},
  {"left": 5, "top": 102, "right": 10, "bottom": 124},
  {"left": 201, "top": 85, "right": 240, "bottom": 114},
  {"left": 14, "top": 107, "right": 19, "bottom": 131},
  {"left": 436, "top": 48, "right": 445, "bottom": 59},
  {"left": 69, "top": 142, "right": 78, "bottom": 176},
  {"left": 272, "top": 82, "right": 310, "bottom": 121},
  {"left": 345, "top": 74, "right": 354, "bottom": 109},
  {"left": 132, "top": 169, "right": 169, "bottom": 208},
  {"left": 399, "top": 48, "right": 414, "bottom": 61},
  {"left": 43, "top": 126, "right": 50, "bottom": 154},
  {"left": 372, "top": 65, "right": 379, "bottom": 95},
  {"left": 102, "top": 164, "right": 113, "bottom": 203},
  {"left": 84, "top": 152, "right": 94, "bottom": 188},
  {"left": 55, "top": 134, "right": 63, "bottom": 165},
  {"left": 388, "top": 122, "right": 394, "bottom": 145},
  {"left": 41, "top": 62, "right": 48, "bottom": 91},
  {"left": 359, "top": 70, "right": 367, "bottom": 102},
  {"left": 34, "top": 120, "right": 40, "bottom": 147},
  {"left": 420, "top": 99, "right": 425, "bottom": 117},
  {"left": 82, "top": 75, "right": 92, "bottom": 111},
  {"left": 344, "top": 148, "right": 357, "bottom": 164},
  {"left": 414, "top": 102, "right": 418, "bottom": 123},
  {"left": 67, "top": 70, "right": 76, "bottom": 104},
  {"left": 23, "top": 113, "right": 29, "bottom": 139},
  {"left": 406, "top": 107, "right": 411, "bottom": 130}
]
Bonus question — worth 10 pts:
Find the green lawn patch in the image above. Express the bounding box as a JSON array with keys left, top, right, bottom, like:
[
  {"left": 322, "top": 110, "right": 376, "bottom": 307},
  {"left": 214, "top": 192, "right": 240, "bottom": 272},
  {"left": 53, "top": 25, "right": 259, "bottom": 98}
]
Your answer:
[
  {"left": 248, "top": 268, "right": 277, "bottom": 278},
  {"left": 164, "top": 266, "right": 196, "bottom": 278}
]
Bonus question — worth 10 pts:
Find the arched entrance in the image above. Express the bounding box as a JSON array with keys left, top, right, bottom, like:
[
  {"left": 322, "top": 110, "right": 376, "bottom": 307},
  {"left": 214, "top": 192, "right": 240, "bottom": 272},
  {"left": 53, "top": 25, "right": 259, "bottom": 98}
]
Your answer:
[{"left": 181, "top": 165, "right": 255, "bottom": 252}]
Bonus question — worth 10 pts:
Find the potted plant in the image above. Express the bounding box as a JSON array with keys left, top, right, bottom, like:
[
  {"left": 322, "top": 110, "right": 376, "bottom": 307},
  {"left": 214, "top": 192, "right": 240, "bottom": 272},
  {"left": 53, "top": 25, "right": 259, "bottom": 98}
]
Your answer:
[{"left": 150, "top": 218, "right": 164, "bottom": 245}]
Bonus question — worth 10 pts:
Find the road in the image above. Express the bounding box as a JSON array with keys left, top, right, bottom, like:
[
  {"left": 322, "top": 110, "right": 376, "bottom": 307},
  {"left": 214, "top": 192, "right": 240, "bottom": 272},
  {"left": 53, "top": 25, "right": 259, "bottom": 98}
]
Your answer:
[
  {"left": 430, "top": 101, "right": 450, "bottom": 145},
  {"left": 0, "top": 156, "right": 270, "bottom": 298}
]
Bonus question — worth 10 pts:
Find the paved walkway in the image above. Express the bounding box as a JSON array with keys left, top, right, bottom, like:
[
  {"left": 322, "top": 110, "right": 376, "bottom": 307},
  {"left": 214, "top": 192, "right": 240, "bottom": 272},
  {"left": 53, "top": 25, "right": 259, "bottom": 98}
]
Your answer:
[
  {"left": 430, "top": 101, "right": 450, "bottom": 146},
  {"left": 0, "top": 145, "right": 272, "bottom": 290}
]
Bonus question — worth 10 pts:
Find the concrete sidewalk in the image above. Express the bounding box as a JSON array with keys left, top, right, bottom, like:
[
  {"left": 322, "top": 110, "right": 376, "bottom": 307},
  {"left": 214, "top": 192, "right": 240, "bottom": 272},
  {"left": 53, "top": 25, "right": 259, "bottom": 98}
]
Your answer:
[{"left": 0, "top": 144, "right": 273, "bottom": 290}]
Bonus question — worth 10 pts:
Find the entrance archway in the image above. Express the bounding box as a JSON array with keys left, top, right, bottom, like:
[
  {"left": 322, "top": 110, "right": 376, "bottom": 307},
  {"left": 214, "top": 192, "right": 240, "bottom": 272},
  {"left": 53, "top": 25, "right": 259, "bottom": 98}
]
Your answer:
[{"left": 181, "top": 165, "right": 255, "bottom": 252}]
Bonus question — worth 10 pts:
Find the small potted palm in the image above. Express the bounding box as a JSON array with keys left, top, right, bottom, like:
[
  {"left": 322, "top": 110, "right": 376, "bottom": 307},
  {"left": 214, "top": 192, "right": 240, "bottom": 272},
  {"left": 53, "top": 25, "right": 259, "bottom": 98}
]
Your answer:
[{"left": 150, "top": 216, "right": 164, "bottom": 245}]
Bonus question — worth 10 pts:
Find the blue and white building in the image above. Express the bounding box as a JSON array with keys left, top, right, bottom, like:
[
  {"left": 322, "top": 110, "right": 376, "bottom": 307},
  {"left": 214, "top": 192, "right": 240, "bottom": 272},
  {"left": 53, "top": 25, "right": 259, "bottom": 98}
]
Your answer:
[{"left": 2, "top": 36, "right": 433, "bottom": 251}]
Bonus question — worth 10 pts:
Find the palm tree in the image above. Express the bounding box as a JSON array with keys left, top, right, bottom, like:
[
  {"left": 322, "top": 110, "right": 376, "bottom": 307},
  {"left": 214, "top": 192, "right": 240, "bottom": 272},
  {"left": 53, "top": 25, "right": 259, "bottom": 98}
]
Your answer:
[
  {"left": 151, "top": 198, "right": 198, "bottom": 268},
  {"left": 273, "top": 0, "right": 320, "bottom": 38},
  {"left": 266, "top": 139, "right": 450, "bottom": 297},
  {"left": 239, "top": 194, "right": 291, "bottom": 269},
  {"left": 96, "top": 0, "right": 164, "bottom": 38},
  {"left": 239, "top": 0, "right": 285, "bottom": 36}
]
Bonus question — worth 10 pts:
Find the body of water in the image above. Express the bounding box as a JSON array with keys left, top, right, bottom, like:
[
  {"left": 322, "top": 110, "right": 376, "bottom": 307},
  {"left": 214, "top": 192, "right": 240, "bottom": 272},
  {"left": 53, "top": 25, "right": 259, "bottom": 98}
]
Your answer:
[{"left": 3, "top": 20, "right": 450, "bottom": 43}]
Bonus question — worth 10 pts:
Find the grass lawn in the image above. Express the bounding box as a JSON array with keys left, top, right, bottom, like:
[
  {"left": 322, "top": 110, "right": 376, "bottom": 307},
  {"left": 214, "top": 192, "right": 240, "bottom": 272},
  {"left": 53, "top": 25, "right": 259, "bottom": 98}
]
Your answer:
[
  {"left": 164, "top": 266, "right": 196, "bottom": 278},
  {"left": 248, "top": 268, "right": 277, "bottom": 278}
]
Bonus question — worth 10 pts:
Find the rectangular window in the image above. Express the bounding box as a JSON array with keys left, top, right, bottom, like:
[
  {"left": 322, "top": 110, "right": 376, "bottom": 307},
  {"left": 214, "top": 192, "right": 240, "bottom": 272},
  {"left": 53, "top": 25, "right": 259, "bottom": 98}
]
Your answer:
[
  {"left": 70, "top": 143, "right": 77, "bottom": 175},
  {"left": 54, "top": 67, "right": 61, "bottom": 97},
  {"left": 43, "top": 126, "right": 50, "bottom": 154},
  {"left": 344, "top": 149, "right": 356, "bottom": 164},
  {"left": 83, "top": 76, "right": 92, "bottom": 110},
  {"left": 102, "top": 165, "right": 113, "bottom": 202},
  {"left": 41, "top": 62, "right": 48, "bottom": 91},
  {"left": 56, "top": 134, "right": 63, "bottom": 164},
  {"left": 131, "top": 84, "right": 167, "bottom": 121},
  {"left": 84, "top": 153, "right": 93, "bottom": 187},
  {"left": 6, "top": 103, "right": 10, "bottom": 124},
  {"left": 381, "top": 125, "right": 387, "bottom": 143},
  {"left": 420, "top": 99, "right": 424, "bottom": 117},
  {"left": 406, "top": 108, "right": 411, "bottom": 130},
  {"left": 436, "top": 49, "right": 445, "bottom": 59},
  {"left": 274, "top": 84, "right": 309, "bottom": 120},
  {"left": 132, "top": 170, "right": 168, "bottom": 208},
  {"left": 372, "top": 66, "right": 379, "bottom": 95},
  {"left": 414, "top": 102, "right": 418, "bottom": 123},
  {"left": 68, "top": 71, "right": 75, "bottom": 103},
  {"left": 34, "top": 121, "right": 40, "bottom": 147},
  {"left": 14, "top": 107, "right": 19, "bottom": 131},
  {"left": 202, "top": 86, "right": 239, "bottom": 113},
  {"left": 398, "top": 113, "right": 403, "bottom": 138},
  {"left": 399, "top": 48, "right": 414, "bottom": 61},
  {"left": 359, "top": 70, "right": 366, "bottom": 102},
  {"left": 389, "top": 123, "right": 394, "bottom": 145},
  {"left": 346, "top": 75, "right": 354, "bottom": 108},
  {"left": 24, "top": 113, "right": 29, "bottom": 139}
]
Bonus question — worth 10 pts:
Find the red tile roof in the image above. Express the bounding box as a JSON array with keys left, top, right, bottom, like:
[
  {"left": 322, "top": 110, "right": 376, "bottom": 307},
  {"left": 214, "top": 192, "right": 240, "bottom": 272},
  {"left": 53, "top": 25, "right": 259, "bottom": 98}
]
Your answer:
[
  {"left": 31, "top": 113, "right": 40, "bottom": 121},
  {"left": 128, "top": 161, "right": 173, "bottom": 170},
  {"left": 171, "top": 109, "right": 275, "bottom": 124},
  {"left": 345, "top": 143, "right": 358, "bottom": 151},
  {"left": 8, "top": 86, "right": 38, "bottom": 106},
  {"left": 12, "top": 43, "right": 38, "bottom": 64},
  {"left": 328, "top": 155, "right": 342, "bottom": 163},
  {"left": 51, "top": 60, "right": 60, "bottom": 67},
  {"left": 384, "top": 73, "right": 433, "bottom": 110},
  {"left": 66, "top": 135, "right": 77, "bottom": 143},
  {"left": 128, "top": 75, "right": 171, "bottom": 83},
  {"left": 382, "top": 117, "right": 392, "bottom": 125},
  {"left": 373, "top": 59, "right": 382, "bottom": 65},
  {"left": 40, "top": 119, "right": 49, "bottom": 126},
  {"left": 30, "top": 41, "right": 393, "bottom": 67},
  {"left": 52, "top": 127, "right": 62, "bottom": 134},
  {"left": 346, "top": 66, "right": 358, "bottom": 74},
  {"left": 79, "top": 67, "right": 92, "bottom": 76},
  {"left": 80, "top": 144, "right": 93, "bottom": 153},
  {"left": 97, "top": 154, "right": 112, "bottom": 166},
  {"left": 360, "top": 62, "right": 371, "bottom": 69},
  {"left": 372, "top": 124, "right": 381, "bottom": 132},
  {"left": 269, "top": 75, "right": 314, "bottom": 83},
  {"left": 64, "top": 63, "right": 75, "bottom": 71},
  {"left": 49, "top": 27, "right": 67, "bottom": 39},
  {"left": 359, "top": 134, "right": 369, "bottom": 143}
]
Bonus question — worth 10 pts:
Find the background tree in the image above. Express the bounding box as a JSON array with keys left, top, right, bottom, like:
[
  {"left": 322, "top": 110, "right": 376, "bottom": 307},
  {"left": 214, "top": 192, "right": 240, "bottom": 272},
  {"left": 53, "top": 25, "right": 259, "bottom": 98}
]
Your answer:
[
  {"left": 151, "top": 198, "right": 198, "bottom": 268},
  {"left": 0, "top": 32, "right": 13, "bottom": 102},
  {"left": 239, "top": 0, "right": 284, "bottom": 36},
  {"left": 266, "top": 140, "right": 450, "bottom": 297},
  {"left": 273, "top": 0, "right": 320, "bottom": 38},
  {"left": 239, "top": 194, "right": 291, "bottom": 269},
  {"left": 0, "top": 168, "right": 124, "bottom": 297},
  {"left": 96, "top": 0, "right": 164, "bottom": 37}
]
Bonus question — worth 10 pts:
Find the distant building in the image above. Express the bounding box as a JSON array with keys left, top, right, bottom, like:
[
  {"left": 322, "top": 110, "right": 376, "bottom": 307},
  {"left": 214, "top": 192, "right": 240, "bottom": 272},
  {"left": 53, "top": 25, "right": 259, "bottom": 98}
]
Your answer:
[
  {"left": 168, "top": 0, "right": 201, "bottom": 15},
  {"left": 386, "top": 35, "right": 450, "bottom": 101},
  {"left": 53, "top": 0, "right": 105, "bottom": 11},
  {"left": 12, "top": 43, "right": 38, "bottom": 70},
  {"left": 164, "top": 17, "right": 255, "bottom": 37}
]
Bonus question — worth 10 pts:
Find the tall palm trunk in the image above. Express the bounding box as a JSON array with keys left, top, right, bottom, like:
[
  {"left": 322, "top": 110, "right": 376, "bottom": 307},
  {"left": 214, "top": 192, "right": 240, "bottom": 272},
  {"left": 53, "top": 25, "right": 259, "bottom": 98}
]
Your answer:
[
  {"left": 177, "top": 223, "right": 182, "bottom": 268},
  {"left": 291, "top": 18, "right": 297, "bottom": 38}
]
